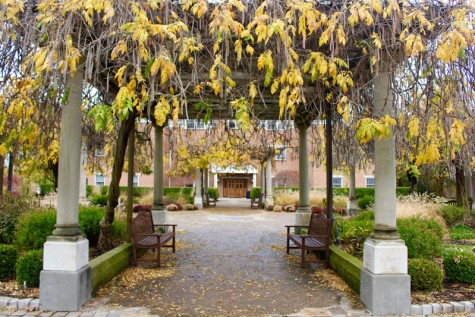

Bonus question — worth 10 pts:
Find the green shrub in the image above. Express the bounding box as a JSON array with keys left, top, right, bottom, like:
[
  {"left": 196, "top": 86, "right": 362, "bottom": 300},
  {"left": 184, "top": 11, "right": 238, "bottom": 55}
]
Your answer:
[
  {"left": 358, "top": 196, "right": 374, "bottom": 209},
  {"left": 397, "top": 217, "right": 444, "bottom": 259},
  {"left": 353, "top": 211, "right": 374, "bottom": 221},
  {"left": 273, "top": 186, "right": 299, "bottom": 192},
  {"left": 355, "top": 188, "right": 375, "bottom": 198},
  {"left": 396, "top": 187, "right": 411, "bottom": 196},
  {"left": 78, "top": 206, "right": 105, "bottom": 246},
  {"left": 440, "top": 205, "right": 465, "bottom": 226},
  {"left": 450, "top": 224, "right": 475, "bottom": 240},
  {"left": 16, "top": 249, "right": 43, "bottom": 287},
  {"left": 332, "top": 188, "right": 350, "bottom": 196},
  {"left": 90, "top": 194, "right": 108, "bottom": 207},
  {"left": 337, "top": 218, "right": 374, "bottom": 256},
  {"left": 208, "top": 188, "right": 219, "bottom": 199},
  {"left": 408, "top": 258, "right": 443, "bottom": 291},
  {"left": 0, "top": 244, "right": 18, "bottom": 279},
  {"left": 15, "top": 209, "right": 56, "bottom": 251},
  {"left": 443, "top": 247, "right": 475, "bottom": 285},
  {"left": 39, "top": 184, "right": 56, "bottom": 195},
  {"left": 112, "top": 218, "right": 128, "bottom": 242},
  {"left": 0, "top": 194, "right": 31, "bottom": 244},
  {"left": 250, "top": 187, "right": 261, "bottom": 199}
]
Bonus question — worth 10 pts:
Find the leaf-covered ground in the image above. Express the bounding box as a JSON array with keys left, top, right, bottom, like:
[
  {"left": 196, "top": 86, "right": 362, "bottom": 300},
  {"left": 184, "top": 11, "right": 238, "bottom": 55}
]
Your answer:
[{"left": 95, "top": 209, "right": 352, "bottom": 316}]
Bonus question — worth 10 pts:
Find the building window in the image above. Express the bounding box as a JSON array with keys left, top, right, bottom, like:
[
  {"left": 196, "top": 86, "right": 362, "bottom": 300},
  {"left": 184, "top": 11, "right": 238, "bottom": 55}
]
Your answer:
[
  {"left": 95, "top": 148, "right": 104, "bottom": 157},
  {"left": 133, "top": 174, "right": 140, "bottom": 187},
  {"left": 95, "top": 174, "right": 106, "bottom": 186},
  {"left": 258, "top": 120, "right": 294, "bottom": 130},
  {"left": 227, "top": 119, "right": 239, "bottom": 130},
  {"left": 332, "top": 176, "right": 343, "bottom": 188},
  {"left": 275, "top": 146, "right": 287, "bottom": 161},
  {"left": 172, "top": 119, "right": 214, "bottom": 130},
  {"left": 365, "top": 176, "right": 375, "bottom": 188}
]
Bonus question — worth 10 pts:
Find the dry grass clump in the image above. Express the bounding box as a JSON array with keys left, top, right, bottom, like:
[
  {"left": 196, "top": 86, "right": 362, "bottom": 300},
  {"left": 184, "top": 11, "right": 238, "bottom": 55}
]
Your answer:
[
  {"left": 274, "top": 189, "right": 299, "bottom": 206},
  {"left": 274, "top": 189, "right": 348, "bottom": 208},
  {"left": 396, "top": 194, "right": 445, "bottom": 226}
]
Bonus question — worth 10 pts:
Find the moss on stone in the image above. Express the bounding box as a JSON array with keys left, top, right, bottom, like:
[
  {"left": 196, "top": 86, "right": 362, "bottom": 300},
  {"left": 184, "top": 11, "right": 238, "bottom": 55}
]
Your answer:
[{"left": 329, "top": 245, "right": 363, "bottom": 294}]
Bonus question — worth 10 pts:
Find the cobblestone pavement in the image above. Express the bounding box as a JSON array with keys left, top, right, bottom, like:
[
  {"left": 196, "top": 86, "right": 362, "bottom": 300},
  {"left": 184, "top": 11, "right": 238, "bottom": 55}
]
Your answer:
[{"left": 1, "top": 199, "right": 475, "bottom": 316}]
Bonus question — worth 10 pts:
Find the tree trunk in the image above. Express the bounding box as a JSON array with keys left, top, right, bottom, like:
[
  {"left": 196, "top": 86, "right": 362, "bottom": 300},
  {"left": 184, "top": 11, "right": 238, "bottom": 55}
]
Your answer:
[
  {"left": 0, "top": 155, "right": 4, "bottom": 196},
  {"left": 7, "top": 152, "right": 13, "bottom": 193},
  {"left": 454, "top": 153, "right": 468, "bottom": 210},
  {"left": 97, "top": 112, "right": 136, "bottom": 251},
  {"left": 126, "top": 124, "right": 135, "bottom": 241}
]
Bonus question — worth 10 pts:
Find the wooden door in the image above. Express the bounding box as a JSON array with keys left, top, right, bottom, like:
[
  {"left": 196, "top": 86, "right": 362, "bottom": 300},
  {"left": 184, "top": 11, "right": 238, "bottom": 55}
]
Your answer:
[{"left": 223, "top": 179, "right": 247, "bottom": 197}]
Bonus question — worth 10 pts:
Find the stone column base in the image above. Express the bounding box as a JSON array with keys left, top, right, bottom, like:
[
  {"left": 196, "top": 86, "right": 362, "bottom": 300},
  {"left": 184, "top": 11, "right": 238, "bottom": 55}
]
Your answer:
[
  {"left": 363, "top": 238, "right": 407, "bottom": 274},
  {"left": 40, "top": 265, "right": 91, "bottom": 311},
  {"left": 295, "top": 208, "right": 311, "bottom": 234},
  {"left": 194, "top": 196, "right": 203, "bottom": 209},
  {"left": 152, "top": 209, "right": 168, "bottom": 232},
  {"left": 346, "top": 198, "right": 358, "bottom": 216},
  {"left": 360, "top": 268, "right": 411, "bottom": 315},
  {"left": 43, "top": 239, "right": 89, "bottom": 271},
  {"left": 265, "top": 195, "right": 274, "bottom": 208}
]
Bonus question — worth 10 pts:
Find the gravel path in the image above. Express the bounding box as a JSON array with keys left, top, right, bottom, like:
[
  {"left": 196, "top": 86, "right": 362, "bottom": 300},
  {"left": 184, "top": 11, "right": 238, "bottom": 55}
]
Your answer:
[{"left": 96, "top": 200, "right": 352, "bottom": 316}]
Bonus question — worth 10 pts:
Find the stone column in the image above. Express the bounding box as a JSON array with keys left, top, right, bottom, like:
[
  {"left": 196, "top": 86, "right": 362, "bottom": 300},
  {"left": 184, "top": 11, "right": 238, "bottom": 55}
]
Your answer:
[
  {"left": 195, "top": 168, "right": 203, "bottom": 209},
  {"left": 152, "top": 124, "right": 166, "bottom": 226},
  {"left": 203, "top": 168, "right": 209, "bottom": 206},
  {"left": 347, "top": 163, "right": 358, "bottom": 215},
  {"left": 295, "top": 122, "right": 311, "bottom": 228},
  {"left": 265, "top": 157, "right": 273, "bottom": 206},
  {"left": 260, "top": 162, "right": 266, "bottom": 197},
  {"left": 40, "top": 66, "right": 91, "bottom": 311},
  {"left": 79, "top": 142, "right": 88, "bottom": 201},
  {"left": 360, "top": 62, "right": 410, "bottom": 315},
  {"left": 213, "top": 173, "right": 218, "bottom": 188}
]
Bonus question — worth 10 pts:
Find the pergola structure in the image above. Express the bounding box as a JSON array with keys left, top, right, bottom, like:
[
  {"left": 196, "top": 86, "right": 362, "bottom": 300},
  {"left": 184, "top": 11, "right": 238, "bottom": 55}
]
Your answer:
[{"left": 31, "top": 0, "right": 465, "bottom": 315}]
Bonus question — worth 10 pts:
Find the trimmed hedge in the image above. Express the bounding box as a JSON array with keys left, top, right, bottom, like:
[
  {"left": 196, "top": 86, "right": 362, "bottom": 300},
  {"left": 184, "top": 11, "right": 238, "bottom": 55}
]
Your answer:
[
  {"left": 408, "top": 258, "right": 443, "bottom": 291},
  {"left": 440, "top": 205, "right": 465, "bottom": 226},
  {"left": 250, "top": 187, "right": 261, "bottom": 199},
  {"left": 397, "top": 217, "right": 444, "bottom": 259},
  {"left": 443, "top": 247, "right": 475, "bottom": 285},
  {"left": 16, "top": 249, "right": 43, "bottom": 287},
  {"left": 39, "top": 184, "right": 56, "bottom": 195},
  {"left": 332, "top": 187, "right": 410, "bottom": 198},
  {"left": 86, "top": 186, "right": 193, "bottom": 198},
  {"left": 15, "top": 209, "right": 56, "bottom": 251},
  {"left": 358, "top": 196, "right": 374, "bottom": 209},
  {"left": 79, "top": 206, "right": 106, "bottom": 246},
  {"left": 273, "top": 186, "right": 299, "bottom": 192},
  {"left": 0, "top": 244, "right": 18, "bottom": 279},
  {"left": 208, "top": 188, "right": 219, "bottom": 199}
]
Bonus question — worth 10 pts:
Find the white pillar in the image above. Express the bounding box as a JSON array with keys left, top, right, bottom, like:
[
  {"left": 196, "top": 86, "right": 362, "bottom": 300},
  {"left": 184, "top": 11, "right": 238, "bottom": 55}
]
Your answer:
[
  {"left": 40, "top": 65, "right": 91, "bottom": 311},
  {"left": 295, "top": 122, "right": 311, "bottom": 228},
  {"left": 79, "top": 142, "right": 88, "bottom": 200},
  {"left": 265, "top": 157, "right": 273, "bottom": 206},
  {"left": 203, "top": 168, "right": 209, "bottom": 206},
  {"left": 152, "top": 124, "right": 166, "bottom": 226},
  {"left": 213, "top": 173, "right": 218, "bottom": 188},
  {"left": 360, "top": 61, "right": 410, "bottom": 315},
  {"left": 195, "top": 168, "right": 203, "bottom": 209},
  {"left": 252, "top": 173, "right": 257, "bottom": 187},
  {"left": 260, "top": 162, "right": 266, "bottom": 197}
]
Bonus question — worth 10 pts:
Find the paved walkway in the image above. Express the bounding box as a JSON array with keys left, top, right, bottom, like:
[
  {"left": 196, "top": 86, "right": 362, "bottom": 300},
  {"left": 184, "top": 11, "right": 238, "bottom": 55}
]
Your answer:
[{"left": 1, "top": 198, "right": 475, "bottom": 316}]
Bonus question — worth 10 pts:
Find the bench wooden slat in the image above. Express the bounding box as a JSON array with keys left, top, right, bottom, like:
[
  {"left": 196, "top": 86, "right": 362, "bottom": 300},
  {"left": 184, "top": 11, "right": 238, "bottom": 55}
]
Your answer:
[
  {"left": 131, "top": 210, "right": 177, "bottom": 267},
  {"left": 286, "top": 212, "right": 333, "bottom": 268}
]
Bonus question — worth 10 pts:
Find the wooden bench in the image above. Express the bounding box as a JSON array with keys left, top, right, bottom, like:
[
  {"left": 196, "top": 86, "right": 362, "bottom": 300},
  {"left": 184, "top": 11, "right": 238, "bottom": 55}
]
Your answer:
[
  {"left": 251, "top": 193, "right": 263, "bottom": 209},
  {"left": 131, "top": 210, "right": 177, "bottom": 267},
  {"left": 205, "top": 193, "right": 217, "bottom": 207},
  {"left": 285, "top": 212, "right": 333, "bottom": 268}
]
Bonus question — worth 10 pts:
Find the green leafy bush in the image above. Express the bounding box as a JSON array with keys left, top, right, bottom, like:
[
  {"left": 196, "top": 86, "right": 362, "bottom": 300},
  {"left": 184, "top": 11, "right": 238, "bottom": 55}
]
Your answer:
[
  {"left": 397, "top": 217, "right": 444, "bottom": 259},
  {"left": 90, "top": 194, "right": 108, "bottom": 207},
  {"left": 208, "top": 188, "right": 219, "bottom": 199},
  {"left": 358, "top": 196, "right": 374, "bottom": 209},
  {"left": 250, "top": 187, "right": 261, "bottom": 199},
  {"left": 440, "top": 205, "right": 465, "bottom": 226},
  {"left": 443, "top": 247, "right": 475, "bottom": 285},
  {"left": 78, "top": 206, "right": 105, "bottom": 246},
  {"left": 15, "top": 209, "right": 56, "bottom": 251},
  {"left": 112, "top": 218, "right": 128, "bottom": 242},
  {"left": 39, "top": 184, "right": 56, "bottom": 195},
  {"left": 353, "top": 211, "right": 374, "bottom": 221},
  {"left": 337, "top": 218, "right": 374, "bottom": 256},
  {"left": 450, "top": 224, "right": 475, "bottom": 240},
  {"left": 408, "top": 258, "right": 443, "bottom": 291},
  {"left": 0, "top": 194, "right": 31, "bottom": 244},
  {"left": 16, "top": 249, "right": 43, "bottom": 287},
  {"left": 0, "top": 244, "right": 18, "bottom": 279}
]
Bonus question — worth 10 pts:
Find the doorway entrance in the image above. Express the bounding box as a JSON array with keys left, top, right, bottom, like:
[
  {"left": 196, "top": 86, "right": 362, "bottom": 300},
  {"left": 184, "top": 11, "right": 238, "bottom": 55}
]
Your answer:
[{"left": 223, "top": 179, "right": 247, "bottom": 197}]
